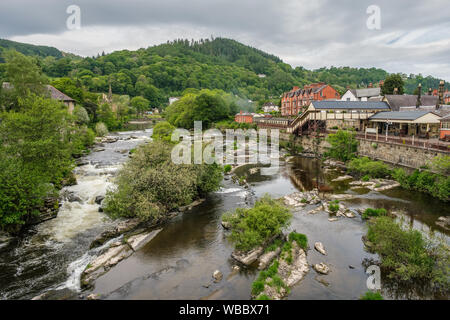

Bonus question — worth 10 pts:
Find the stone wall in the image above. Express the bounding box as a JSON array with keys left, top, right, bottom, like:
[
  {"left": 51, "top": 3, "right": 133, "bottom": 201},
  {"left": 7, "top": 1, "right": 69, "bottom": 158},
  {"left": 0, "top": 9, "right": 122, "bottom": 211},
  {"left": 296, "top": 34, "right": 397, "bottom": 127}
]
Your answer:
[
  {"left": 357, "top": 139, "right": 446, "bottom": 169},
  {"left": 280, "top": 132, "right": 446, "bottom": 169}
]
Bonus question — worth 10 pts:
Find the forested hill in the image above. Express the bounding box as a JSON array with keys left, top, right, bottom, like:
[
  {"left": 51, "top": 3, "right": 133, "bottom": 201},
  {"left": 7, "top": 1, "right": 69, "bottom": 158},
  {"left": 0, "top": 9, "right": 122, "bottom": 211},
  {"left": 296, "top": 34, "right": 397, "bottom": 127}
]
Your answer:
[
  {"left": 0, "top": 39, "right": 63, "bottom": 61},
  {"left": 0, "top": 37, "right": 448, "bottom": 105}
]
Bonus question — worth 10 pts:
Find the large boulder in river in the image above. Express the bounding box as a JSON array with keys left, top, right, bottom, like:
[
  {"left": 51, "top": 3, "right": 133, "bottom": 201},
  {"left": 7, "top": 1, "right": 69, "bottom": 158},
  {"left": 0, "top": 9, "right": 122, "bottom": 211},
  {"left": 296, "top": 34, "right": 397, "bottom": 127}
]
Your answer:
[
  {"left": 232, "top": 246, "right": 264, "bottom": 266},
  {"left": 126, "top": 229, "right": 162, "bottom": 251},
  {"left": 258, "top": 247, "right": 281, "bottom": 270}
]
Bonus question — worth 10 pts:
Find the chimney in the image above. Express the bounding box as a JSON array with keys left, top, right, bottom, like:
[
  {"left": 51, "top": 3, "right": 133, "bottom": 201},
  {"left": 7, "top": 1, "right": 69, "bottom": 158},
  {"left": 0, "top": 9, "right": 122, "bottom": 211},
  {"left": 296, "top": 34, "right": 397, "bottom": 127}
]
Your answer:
[
  {"left": 428, "top": 88, "right": 432, "bottom": 95},
  {"left": 393, "top": 87, "right": 398, "bottom": 95},
  {"left": 416, "top": 83, "right": 421, "bottom": 108},
  {"left": 438, "top": 80, "right": 445, "bottom": 106},
  {"left": 368, "top": 82, "right": 373, "bottom": 88}
]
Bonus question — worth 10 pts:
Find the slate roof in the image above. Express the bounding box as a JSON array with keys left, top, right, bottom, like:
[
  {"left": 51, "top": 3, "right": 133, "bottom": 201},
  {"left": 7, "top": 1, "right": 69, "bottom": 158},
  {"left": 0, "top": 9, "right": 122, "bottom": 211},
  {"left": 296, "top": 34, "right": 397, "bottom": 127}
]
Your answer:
[
  {"left": 355, "top": 87, "right": 381, "bottom": 98},
  {"left": 384, "top": 94, "right": 438, "bottom": 111},
  {"left": 46, "top": 85, "right": 75, "bottom": 102},
  {"left": 369, "top": 110, "right": 436, "bottom": 121},
  {"left": 311, "top": 100, "right": 390, "bottom": 110}
]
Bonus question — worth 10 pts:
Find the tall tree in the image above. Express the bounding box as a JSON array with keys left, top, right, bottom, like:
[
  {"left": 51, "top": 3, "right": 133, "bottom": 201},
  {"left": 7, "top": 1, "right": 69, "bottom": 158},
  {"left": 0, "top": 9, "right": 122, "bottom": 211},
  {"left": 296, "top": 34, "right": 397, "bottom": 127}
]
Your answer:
[{"left": 381, "top": 74, "right": 405, "bottom": 95}]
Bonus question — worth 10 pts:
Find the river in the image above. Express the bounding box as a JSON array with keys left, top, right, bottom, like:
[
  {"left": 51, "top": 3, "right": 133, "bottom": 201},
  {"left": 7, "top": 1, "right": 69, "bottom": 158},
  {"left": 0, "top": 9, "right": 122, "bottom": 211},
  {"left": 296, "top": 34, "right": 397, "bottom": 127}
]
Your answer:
[{"left": 0, "top": 130, "right": 448, "bottom": 300}]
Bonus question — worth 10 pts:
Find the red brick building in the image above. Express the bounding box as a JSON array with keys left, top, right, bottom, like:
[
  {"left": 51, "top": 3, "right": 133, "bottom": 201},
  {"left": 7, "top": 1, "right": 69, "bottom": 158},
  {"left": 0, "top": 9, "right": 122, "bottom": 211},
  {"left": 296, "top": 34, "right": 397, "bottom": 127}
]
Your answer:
[
  {"left": 281, "top": 83, "right": 340, "bottom": 117},
  {"left": 235, "top": 111, "right": 254, "bottom": 123}
]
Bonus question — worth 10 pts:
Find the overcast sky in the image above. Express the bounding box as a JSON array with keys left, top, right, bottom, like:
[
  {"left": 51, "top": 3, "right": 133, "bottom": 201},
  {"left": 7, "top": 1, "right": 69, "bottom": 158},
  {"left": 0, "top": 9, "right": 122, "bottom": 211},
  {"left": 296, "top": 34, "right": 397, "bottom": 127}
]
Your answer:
[{"left": 1, "top": 0, "right": 449, "bottom": 80}]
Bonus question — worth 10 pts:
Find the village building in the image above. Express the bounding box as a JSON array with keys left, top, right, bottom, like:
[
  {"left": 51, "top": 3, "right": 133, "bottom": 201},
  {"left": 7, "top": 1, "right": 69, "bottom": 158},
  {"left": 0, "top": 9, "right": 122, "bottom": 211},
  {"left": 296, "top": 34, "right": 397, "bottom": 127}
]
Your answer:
[
  {"left": 1, "top": 82, "right": 76, "bottom": 114},
  {"left": 341, "top": 87, "right": 382, "bottom": 101},
  {"left": 169, "top": 97, "right": 180, "bottom": 105},
  {"left": 235, "top": 111, "right": 254, "bottom": 123},
  {"left": 261, "top": 102, "right": 279, "bottom": 113},
  {"left": 254, "top": 117, "right": 291, "bottom": 129},
  {"left": 376, "top": 94, "right": 439, "bottom": 111},
  {"left": 286, "top": 100, "right": 390, "bottom": 134},
  {"left": 281, "top": 83, "right": 340, "bottom": 117},
  {"left": 439, "top": 114, "right": 450, "bottom": 141},
  {"left": 368, "top": 110, "right": 442, "bottom": 139}
]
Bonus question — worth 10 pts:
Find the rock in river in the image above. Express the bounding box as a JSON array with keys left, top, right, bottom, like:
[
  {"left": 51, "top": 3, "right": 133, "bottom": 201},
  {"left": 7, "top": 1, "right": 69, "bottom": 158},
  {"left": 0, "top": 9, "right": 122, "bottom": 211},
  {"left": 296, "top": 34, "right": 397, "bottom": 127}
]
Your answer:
[
  {"left": 212, "top": 270, "right": 223, "bottom": 282},
  {"left": 313, "top": 263, "right": 330, "bottom": 275},
  {"left": 232, "top": 246, "right": 264, "bottom": 266},
  {"left": 314, "top": 242, "right": 327, "bottom": 255},
  {"left": 126, "top": 229, "right": 162, "bottom": 251}
]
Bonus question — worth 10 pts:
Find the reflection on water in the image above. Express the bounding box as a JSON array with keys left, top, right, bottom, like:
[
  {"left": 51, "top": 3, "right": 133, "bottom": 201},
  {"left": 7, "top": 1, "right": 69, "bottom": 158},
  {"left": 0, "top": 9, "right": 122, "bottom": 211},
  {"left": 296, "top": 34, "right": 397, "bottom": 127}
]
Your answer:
[
  {"left": 92, "top": 156, "right": 449, "bottom": 300},
  {"left": 1, "top": 141, "right": 448, "bottom": 300}
]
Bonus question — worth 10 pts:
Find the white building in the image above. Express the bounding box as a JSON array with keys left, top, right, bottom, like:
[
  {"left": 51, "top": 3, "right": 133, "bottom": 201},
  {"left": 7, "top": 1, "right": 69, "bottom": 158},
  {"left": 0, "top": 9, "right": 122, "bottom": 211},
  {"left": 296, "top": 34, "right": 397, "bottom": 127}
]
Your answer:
[
  {"left": 341, "top": 88, "right": 381, "bottom": 102},
  {"left": 262, "top": 102, "right": 279, "bottom": 113}
]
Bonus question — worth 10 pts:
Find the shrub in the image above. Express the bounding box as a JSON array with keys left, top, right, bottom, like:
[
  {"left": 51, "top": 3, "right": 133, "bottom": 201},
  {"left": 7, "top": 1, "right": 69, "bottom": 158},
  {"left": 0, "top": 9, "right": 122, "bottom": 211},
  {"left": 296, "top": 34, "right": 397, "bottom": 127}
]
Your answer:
[
  {"left": 224, "top": 195, "right": 292, "bottom": 252},
  {"left": 288, "top": 232, "right": 308, "bottom": 250},
  {"left": 95, "top": 122, "right": 108, "bottom": 136},
  {"left": 223, "top": 164, "right": 232, "bottom": 173},
  {"left": 328, "top": 200, "right": 339, "bottom": 213},
  {"left": 362, "top": 174, "right": 370, "bottom": 182},
  {"left": 431, "top": 155, "right": 450, "bottom": 175},
  {"left": 362, "top": 208, "right": 387, "bottom": 220},
  {"left": 255, "top": 294, "right": 271, "bottom": 300},
  {"left": 104, "top": 141, "right": 222, "bottom": 222},
  {"left": 325, "top": 130, "right": 358, "bottom": 161},
  {"left": 367, "top": 217, "right": 449, "bottom": 289},
  {"left": 348, "top": 157, "right": 391, "bottom": 178},
  {"left": 152, "top": 121, "right": 175, "bottom": 142},
  {"left": 251, "top": 280, "right": 265, "bottom": 296},
  {"left": 360, "top": 291, "right": 383, "bottom": 300}
]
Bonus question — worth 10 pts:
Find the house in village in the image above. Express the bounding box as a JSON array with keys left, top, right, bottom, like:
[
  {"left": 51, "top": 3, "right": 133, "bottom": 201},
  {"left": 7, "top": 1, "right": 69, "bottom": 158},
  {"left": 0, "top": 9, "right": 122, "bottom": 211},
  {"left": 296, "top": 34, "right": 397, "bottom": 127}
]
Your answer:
[
  {"left": 281, "top": 83, "right": 340, "bottom": 117},
  {"left": 368, "top": 110, "right": 442, "bottom": 139},
  {"left": 440, "top": 114, "right": 450, "bottom": 141},
  {"left": 374, "top": 94, "right": 439, "bottom": 111},
  {"left": 1, "top": 82, "right": 76, "bottom": 114},
  {"left": 287, "top": 100, "right": 391, "bottom": 134},
  {"left": 341, "top": 87, "right": 382, "bottom": 101},
  {"left": 235, "top": 111, "right": 254, "bottom": 123},
  {"left": 261, "top": 102, "right": 279, "bottom": 113}
]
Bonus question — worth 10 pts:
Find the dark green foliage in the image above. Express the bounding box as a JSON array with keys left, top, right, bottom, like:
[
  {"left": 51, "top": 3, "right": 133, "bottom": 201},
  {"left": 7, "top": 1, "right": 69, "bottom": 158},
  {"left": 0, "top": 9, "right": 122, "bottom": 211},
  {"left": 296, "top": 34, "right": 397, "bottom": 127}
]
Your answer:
[
  {"left": 362, "top": 208, "right": 387, "bottom": 220},
  {"left": 0, "top": 39, "right": 63, "bottom": 61},
  {"left": 325, "top": 130, "right": 358, "bottom": 161},
  {"left": 223, "top": 195, "right": 292, "bottom": 252},
  {"left": 360, "top": 291, "right": 383, "bottom": 300},
  {"left": 381, "top": 74, "right": 405, "bottom": 95},
  {"left": 348, "top": 157, "right": 391, "bottom": 178},
  {"left": 367, "top": 217, "right": 449, "bottom": 289},
  {"left": 392, "top": 168, "right": 450, "bottom": 202}
]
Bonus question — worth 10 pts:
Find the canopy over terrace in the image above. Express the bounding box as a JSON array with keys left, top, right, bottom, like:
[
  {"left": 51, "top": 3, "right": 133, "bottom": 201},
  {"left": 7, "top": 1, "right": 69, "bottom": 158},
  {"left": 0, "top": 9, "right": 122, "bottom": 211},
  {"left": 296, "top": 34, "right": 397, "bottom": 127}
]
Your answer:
[{"left": 368, "top": 111, "right": 442, "bottom": 138}]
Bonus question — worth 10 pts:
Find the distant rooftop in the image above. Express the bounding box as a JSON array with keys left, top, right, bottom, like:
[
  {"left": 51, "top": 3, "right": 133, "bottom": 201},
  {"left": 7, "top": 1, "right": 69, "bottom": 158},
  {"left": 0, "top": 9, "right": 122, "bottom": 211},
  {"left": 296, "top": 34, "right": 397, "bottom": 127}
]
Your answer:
[
  {"left": 311, "top": 100, "right": 390, "bottom": 110},
  {"left": 369, "top": 110, "right": 436, "bottom": 121}
]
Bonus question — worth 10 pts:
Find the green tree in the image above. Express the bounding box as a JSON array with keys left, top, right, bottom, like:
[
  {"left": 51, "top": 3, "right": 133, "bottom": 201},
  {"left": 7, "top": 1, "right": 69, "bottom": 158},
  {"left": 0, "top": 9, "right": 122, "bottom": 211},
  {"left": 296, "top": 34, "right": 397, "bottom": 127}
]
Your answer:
[
  {"left": 325, "top": 130, "right": 358, "bottom": 162},
  {"left": 130, "top": 96, "right": 149, "bottom": 116},
  {"left": 152, "top": 121, "right": 175, "bottom": 142},
  {"left": 381, "top": 74, "right": 405, "bottom": 95}
]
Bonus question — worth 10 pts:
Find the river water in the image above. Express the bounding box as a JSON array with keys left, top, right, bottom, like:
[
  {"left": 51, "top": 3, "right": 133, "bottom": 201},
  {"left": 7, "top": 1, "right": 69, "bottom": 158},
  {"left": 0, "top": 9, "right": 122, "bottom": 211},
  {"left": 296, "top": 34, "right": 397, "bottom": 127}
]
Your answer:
[{"left": 0, "top": 130, "right": 448, "bottom": 300}]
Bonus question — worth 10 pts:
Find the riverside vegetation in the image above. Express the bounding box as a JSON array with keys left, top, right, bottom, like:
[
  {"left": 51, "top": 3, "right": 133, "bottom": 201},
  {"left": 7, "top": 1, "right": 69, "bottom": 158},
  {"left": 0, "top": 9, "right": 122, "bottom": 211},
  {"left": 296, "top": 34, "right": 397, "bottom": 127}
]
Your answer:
[
  {"left": 0, "top": 51, "right": 97, "bottom": 232},
  {"left": 325, "top": 130, "right": 450, "bottom": 202}
]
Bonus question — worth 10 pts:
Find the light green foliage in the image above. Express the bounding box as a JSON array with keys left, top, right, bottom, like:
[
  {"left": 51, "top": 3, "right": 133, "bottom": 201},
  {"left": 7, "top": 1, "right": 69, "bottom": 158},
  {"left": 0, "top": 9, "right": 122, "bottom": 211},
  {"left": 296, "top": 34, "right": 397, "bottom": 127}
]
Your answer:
[
  {"left": 0, "top": 95, "right": 75, "bottom": 230},
  {"left": 223, "top": 195, "right": 292, "bottom": 252},
  {"left": 73, "top": 105, "right": 90, "bottom": 125},
  {"left": 130, "top": 96, "right": 150, "bottom": 116},
  {"left": 223, "top": 164, "right": 232, "bottom": 173},
  {"left": 328, "top": 200, "right": 339, "bottom": 213},
  {"left": 367, "top": 217, "right": 449, "bottom": 289},
  {"left": 348, "top": 157, "right": 391, "bottom": 178},
  {"left": 431, "top": 155, "right": 450, "bottom": 176},
  {"left": 104, "top": 140, "right": 222, "bottom": 222},
  {"left": 288, "top": 232, "right": 308, "bottom": 250},
  {"left": 360, "top": 291, "right": 383, "bottom": 300},
  {"left": 325, "top": 130, "right": 358, "bottom": 162},
  {"left": 95, "top": 122, "right": 109, "bottom": 136},
  {"left": 362, "top": 208, "right": 387, "bottom": 220},
  {"left": 152, "top": 121, "right": 175, "bottom": 142}
]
